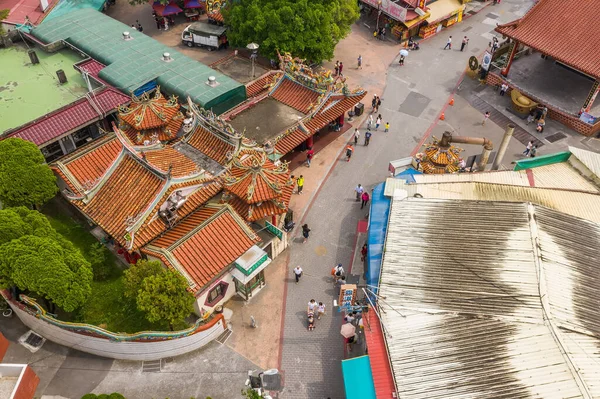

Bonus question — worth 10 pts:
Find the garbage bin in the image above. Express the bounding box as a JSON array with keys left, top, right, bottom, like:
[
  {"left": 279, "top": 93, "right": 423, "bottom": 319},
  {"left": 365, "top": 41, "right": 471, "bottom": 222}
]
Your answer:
[{"left": 354, "top": 102, "right": 364, "bottom": 116}]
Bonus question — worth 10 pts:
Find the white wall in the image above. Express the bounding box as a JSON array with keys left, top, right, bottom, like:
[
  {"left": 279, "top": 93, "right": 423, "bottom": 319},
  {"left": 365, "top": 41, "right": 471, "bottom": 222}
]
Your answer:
[
  {"left": 8, "top": 302, "right": 225, "bottom": 361},
  {"left": 194, "top": 272, "right": 237, "bottom": 316}
]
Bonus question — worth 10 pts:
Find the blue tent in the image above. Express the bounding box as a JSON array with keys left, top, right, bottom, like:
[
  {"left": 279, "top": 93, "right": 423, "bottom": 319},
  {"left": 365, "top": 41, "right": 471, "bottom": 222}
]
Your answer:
[
  {"left": 365, "top": 182, "right": 390, "bottom": 296},
  {"left": 342, "top": 356, "right": 377, "bottom": 399}
]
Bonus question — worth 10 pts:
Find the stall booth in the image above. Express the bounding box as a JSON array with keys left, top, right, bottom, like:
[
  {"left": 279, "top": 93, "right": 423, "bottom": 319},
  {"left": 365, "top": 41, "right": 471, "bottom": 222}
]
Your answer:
[
  {"left": 419, "top": 0, "right": 464, "bottom": 38},
  {"left": 183, "top": 0, "right": 205, "bottom": 21}
]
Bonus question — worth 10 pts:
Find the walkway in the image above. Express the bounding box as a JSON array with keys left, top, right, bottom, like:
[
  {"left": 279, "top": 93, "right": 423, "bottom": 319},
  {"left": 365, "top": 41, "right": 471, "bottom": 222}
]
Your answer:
[{"left": 279, "top": 1, "right": 538, "bottom": 398}]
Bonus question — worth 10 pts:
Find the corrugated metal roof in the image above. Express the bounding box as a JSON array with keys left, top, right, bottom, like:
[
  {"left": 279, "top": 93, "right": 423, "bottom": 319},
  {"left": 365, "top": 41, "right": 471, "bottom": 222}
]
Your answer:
[
  {"left": 378, "top": 197, "right": 600, "bottom": 398},
  {"left": 569, "top": 146, "right": 600, "bottom": 179},
  {"left": 386, "top": 180, "right": 600, "bottom": 223},
  {"left": 521, "top": 163, "right": 599, "bottom": 192},
  {"left": 413, "top": 170, "right": 531, "bottom": 186}
]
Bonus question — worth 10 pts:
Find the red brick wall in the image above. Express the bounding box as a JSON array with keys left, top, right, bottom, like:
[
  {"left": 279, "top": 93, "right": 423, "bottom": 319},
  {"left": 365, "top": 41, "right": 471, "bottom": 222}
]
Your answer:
[
  {"left": 12, "top": 366, "right": 40, "bottom": 399},
  {"left": 485, "top": 72, "right": 600, "bottom": 137},
  {"left": 0, "top": 333, "right": 8, "bottom": 361}
]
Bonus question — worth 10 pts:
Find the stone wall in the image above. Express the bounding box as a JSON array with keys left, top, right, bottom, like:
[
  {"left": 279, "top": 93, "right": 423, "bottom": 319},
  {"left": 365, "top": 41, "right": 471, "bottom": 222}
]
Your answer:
[
  {"left": 7, "top": 300, "right": 226, "bottom": 361},
  {"left": 486, "top": 72, "right": 600, "bottom": 137}
]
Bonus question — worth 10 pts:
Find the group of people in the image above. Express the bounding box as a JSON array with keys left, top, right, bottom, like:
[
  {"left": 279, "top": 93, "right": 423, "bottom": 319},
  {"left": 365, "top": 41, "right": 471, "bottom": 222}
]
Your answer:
[
  {"left": 152, "top": 11, "right": 175, "bottom": 31},
  {"left": 527, "top": 105, "right": 548, "bottom": 133},
  {"left": 354, "top": 184, "right": 370, "bottom": 209},
  {"left": 522, "top": 141, "right": 538, "bottom": 158},
  {"left": 334, "top": 61, "right": 344, "bottom": 76},
  {"left": 373, "top": 26, "right": 386, "bottom": 41},
  {"left": 306, "top": 299, "right": 327, "bottom": 331},
  {"left": 130, "top": 20, "right": 143, "bottom": 32}
]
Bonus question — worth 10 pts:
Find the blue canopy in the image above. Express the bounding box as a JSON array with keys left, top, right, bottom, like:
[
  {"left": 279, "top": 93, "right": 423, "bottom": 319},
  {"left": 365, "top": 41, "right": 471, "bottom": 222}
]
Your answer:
[
  {"left": 184, "top": 0, "right": 204, "bottom": 8},
  {"left": 342, "top": 356, "right": 377, "bottom": 399},
  {"left": 366, "top": 182, "right": 391, "bottom": 296}
]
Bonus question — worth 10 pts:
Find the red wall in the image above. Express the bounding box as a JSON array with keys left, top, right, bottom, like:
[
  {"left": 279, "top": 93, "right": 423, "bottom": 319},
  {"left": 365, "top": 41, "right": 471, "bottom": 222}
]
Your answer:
[
  {"left": 12, "top": 366, "right": 40, "bottom": 399},
  {"left": 0, "top": 333, "right": 8, "bottom": 361}
]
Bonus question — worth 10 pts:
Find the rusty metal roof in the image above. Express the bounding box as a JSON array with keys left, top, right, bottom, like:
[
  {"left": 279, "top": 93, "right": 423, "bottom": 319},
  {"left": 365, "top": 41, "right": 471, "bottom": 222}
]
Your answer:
[{"left": 379, "top": 197, "right": 600, "bottom": 398}]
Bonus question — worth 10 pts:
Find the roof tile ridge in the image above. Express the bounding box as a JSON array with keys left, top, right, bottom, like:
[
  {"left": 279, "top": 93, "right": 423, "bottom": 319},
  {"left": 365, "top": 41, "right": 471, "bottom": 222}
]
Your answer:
[
  {"left": 53, "top": 132, "right": 116, "bottom": 164},
  {"left": 268, "top": 74, "right": 288, "bottom": 97},
  {"left": 167, "top": 203, "right": 229, "bottom": 251},
  {"left": 310, "top": 91, "right": 333, "bottom": 117},
  {"left": 125, "top": 177, "right": 173, "bottom": 242},
  {"left": 80, "top": 148, "right": 128, "bottom": 204},
  {"left": 246, "top": 70, "right": 280, "bottom": 89},
  {"left": 53, "top": 162, "right": 85, "bottom": 195},
  {"left": 112, "top": 122, "right": 170, "bottom": 179},
  {"left": 142, "top": 244, "right": 197, "bottom": 290}
]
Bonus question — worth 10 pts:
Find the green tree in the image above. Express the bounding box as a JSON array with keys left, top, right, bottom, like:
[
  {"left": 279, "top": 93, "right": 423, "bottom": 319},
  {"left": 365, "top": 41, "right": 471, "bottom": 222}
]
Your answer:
[
  {"left": 136, "top": 271, "right": 194, "bottom": 330},
  {"left": 0, "top": 9, "right": 10, "bottom": 37},
  {"left": 0, "top": 207, "right": 55, "bottom": 246},
  {"left": 241, "top": 388, "right": 261, "bottom": 399},
  {"left": 0, "top": 138, "right": 58, "bottom": 208},
  {"left": 222, "top": 0, "right": 359, "bottom": 63},
  {"left": 0, "top": 235, "right": 92, "bottom": 312},
  {"left": 123, "top": 259, "right": 165, "bottom": 299}
]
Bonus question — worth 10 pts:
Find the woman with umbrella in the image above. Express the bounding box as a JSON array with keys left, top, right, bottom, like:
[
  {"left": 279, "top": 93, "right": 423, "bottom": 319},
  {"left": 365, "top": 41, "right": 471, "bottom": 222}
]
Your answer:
[
  {"left": 341, "top": 322, "right": 358, "bottom": 352},
  {"left": 399, "top": 49, "right": 408, "bottom": 66}
]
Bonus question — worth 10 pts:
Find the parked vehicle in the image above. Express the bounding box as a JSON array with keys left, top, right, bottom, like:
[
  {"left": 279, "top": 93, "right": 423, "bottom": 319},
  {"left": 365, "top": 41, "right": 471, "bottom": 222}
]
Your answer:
[{"left": 181, "top": 22, "right": 228, "bottom": 50}]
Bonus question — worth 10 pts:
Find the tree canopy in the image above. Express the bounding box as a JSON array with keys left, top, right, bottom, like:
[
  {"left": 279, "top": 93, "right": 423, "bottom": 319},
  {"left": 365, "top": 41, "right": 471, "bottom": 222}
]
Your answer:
[
  {"left": 123, "top": 259, "right": 165, "bottom": 299},
  {"left": 0, "top": 235, "right": 92, "bottom": 312},
  {"left": 222, "top": 0, "right": 359, "bottom": 63},
  {"left": 0, "top": 207, "right": 92, "bottom": 312},
  {"left": 136, "top": 270, "right": 194, "bottom": 330},
  {"left": 0, "top": 138, "right": 58, "bottom": 208}
]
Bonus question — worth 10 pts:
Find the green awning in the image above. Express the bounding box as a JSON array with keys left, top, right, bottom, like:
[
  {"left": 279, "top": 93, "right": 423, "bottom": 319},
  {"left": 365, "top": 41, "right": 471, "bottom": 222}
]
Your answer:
[
  {"left": 513, "top": 151, "right": 571, "bottom": 171},
  {"left": 341, "top": 356, "right": 377, "bottom": 399}
]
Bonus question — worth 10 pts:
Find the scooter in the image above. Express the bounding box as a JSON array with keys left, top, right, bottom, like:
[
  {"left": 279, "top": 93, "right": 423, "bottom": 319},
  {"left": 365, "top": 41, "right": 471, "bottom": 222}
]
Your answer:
[{"left": 245, "top": 369, "right": 282, "bottom": 398}]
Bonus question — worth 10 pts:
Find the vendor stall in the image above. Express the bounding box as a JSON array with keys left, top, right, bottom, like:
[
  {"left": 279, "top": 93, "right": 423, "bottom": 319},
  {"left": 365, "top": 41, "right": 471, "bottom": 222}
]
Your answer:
[
  {"left": 152, "top": 0, "right": 183, "bottom": 16},
  {"left": 420, "top": 0, "right": 464, "bottom": 38},
  {"left": 183, "top": 0, "right": 204, "bottom": 21}
]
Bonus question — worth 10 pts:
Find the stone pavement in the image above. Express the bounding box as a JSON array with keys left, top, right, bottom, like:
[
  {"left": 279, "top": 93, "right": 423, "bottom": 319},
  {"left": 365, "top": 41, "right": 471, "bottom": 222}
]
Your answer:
[{"left": 278, "top": 1, "right": 553, "bottom": 398}]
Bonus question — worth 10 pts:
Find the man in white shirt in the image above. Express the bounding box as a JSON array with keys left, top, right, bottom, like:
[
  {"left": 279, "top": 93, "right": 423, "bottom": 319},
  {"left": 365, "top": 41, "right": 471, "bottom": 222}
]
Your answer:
[
  {"left": 307, "top": 299, "right": 318, "bottom": 314},
  {"left": 354, "top": 184, "right": 364, "bottom": 202},
  {"left": 444, "top": 36, "right": 452, "bottom": 50},
  {"left": 294, "top": 266, "right": 303, "bottom": 284}
]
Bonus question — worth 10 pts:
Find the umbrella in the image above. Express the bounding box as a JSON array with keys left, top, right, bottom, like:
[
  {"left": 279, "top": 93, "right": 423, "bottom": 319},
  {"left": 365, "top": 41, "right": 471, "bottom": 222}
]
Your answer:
[
  {"left": 399, "top": 49, "right": 409, "bottom": 57},
  {"left": 152, "top": 1, "right": 183, "bottom": 16},
  {"left": 184, "top": 0, "right": 204, "bottom": 9},
  {"left": 340, "top": 323, "right": 356, "bottom": 338}
]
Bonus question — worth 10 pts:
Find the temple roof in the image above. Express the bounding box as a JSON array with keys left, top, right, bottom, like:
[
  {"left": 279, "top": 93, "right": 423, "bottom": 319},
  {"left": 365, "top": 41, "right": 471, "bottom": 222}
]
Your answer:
[
  {"left": 496, "top": 0, "right": 600, "bottom": 80},
  {"left": 142, "top": 204, "right": 259, "bottom": 292},
  {"left": 221, "top": 151, "right": 292, "bottom": 204}
]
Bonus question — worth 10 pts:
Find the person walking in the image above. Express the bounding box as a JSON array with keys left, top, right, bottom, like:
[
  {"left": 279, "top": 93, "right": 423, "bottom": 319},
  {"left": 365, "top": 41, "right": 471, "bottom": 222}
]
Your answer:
[
  {"left": 308, "top": 299, "right": 318, "bottom": 314},
  {"left": 306, "top": 148, "right": 314, "bottom": 167},
  {"left": 399, "top": 55, "right": 405, "bottom": 66},
  {"left": 381, "top": 27, "right": 386, "bottom": 40},
  {"left": 460, "top": 36, "right": 469, "bottom": 52},
  {"left": 361, "top": 191, "right": 370, "bottom": 209},
  {"left": 367, "top": 114, "right": 374, "bottom": 130},
  {"left": 302, "top": 224, "right": 311, "bottom": 243},
  {"left": 530, "top": 145, "right": 538, "bottom": 158},
  {"left": 339, "top": 62, "right": 344, "bottom": 76},
  {"left": 334, "top": 61, "right": 340, "bottom": 76},
  {"left": 384, "top": 122, "right": 390, "bottom": 133},
  {"left": 354, "top": 128, "right": 360, "bottom": 144},
  {"left": 444, "top": 36, "right": 452, "bottom": 50},
  {"left": 376, "top": 96, "right": 382, "bottom": 113},
  {"left": 355, "top": 184, "right": 364, "bottom": 201},
  {"left": 364, "top": 130, "right": 372, "bottom": 146},
  {"left": 375, "top": 115, "right": 382, "bottom": 131},
  {"left": 360, "top": 244, "right": 368, "bottom": 262},
  {"left": 296, "top": 175, "right": 304, "bottom": 194},
  {"left": 500, "top": 83, "right": 508, "bottom": 96},
  {"left": 482, "top": 111, "right": 490, "bottom": 125},
  {"left": 136, "top": 20, "right": 144, "bottom": 32},
  {"left": 317, "top": 302, "right": 326, "bottom": 320},
  {"left": 371, "top": 95, "right": 377, "bottom": 112},
  {"left": 345, "top": 144, "right": 354, "bottom": 162},
  {"left": 523, "top": 141, "right": 533, "bottom": 156},
  {"left": 357, "top": 55, "right": 362, "bottom": 69},
  {"left": 332, "top": 264, "right": 345, "bottom": 284},
  {"left": 293, "top": 265, "right": 303, "bottom": 284}
]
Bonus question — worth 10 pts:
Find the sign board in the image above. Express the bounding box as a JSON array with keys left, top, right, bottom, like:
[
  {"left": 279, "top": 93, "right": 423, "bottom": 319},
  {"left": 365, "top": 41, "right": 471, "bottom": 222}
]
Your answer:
[
  {"left": 338, "top": 284, "right": 357, "bottom": 311},
  {"left": 265, "top": 221, "right": 283, "bottom": 240},
  {"left": 481, "top": 51, "right": 492, "bottom": 71},
  {"left": 361, "top": 0, "right": 408, "bottom": 22}
]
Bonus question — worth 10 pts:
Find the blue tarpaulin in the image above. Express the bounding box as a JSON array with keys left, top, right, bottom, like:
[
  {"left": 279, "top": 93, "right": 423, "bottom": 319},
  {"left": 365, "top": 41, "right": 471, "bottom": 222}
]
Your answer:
[
  {"left": 397, "top": 167, "right": 421, "bottom": 183},
  {"left": 366, "top": 182, "right": 391, "bottom": 296},
  {"left": 341, "top": 356, "right": 377, "bottom": 399}
]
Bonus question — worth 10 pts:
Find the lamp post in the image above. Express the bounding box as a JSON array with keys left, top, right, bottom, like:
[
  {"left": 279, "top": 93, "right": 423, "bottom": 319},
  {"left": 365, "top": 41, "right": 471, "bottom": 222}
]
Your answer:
[
  {"left": 376, "top": 0, "right": 382, "bottom": 33},
  {"left": 247, "top": 42, "right": 260, "bottom": 78}
]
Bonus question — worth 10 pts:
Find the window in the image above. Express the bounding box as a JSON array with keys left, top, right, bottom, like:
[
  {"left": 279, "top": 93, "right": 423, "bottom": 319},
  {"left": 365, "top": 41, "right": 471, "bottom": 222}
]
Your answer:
[{"left": 205, "top": 281, "right": 229, "bottom": 307}]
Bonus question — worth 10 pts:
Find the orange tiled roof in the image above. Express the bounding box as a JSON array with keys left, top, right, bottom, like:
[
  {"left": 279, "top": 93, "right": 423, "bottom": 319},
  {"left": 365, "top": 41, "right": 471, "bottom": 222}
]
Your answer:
[
  {"left": 207, "top": 10, "right": 223, "bottom": 23},
  {"left": 51, "top": 134, "right": 123, "bottom": 194},
  {"left": 186, "top": 125, "right": 236, "bottom": 164},
  {"left": 72, "top": 155, "right": 165, "bottom": 248},
  {"left": 271, "top": 77, "right": 321, "bottom": 114},
  {"left": 121, "top": 112, "right": 184, "bottom": 145},
  {"left": 133, "top": 179, "right": 223, "bottom": 247},
  {"left": 221, "top": 151, "right": 292, "bottom": 204},
  {"left": 225, "top": 182, "right": 293, "bottom": 222},
  {"left": 119, "top": 90, "right": 182, "bottom": 131},
  {"left": 142, "top": 147, "right": 200, "bottom": 177},
  {"left": 274, "top": 126, "right": 310, "bottom": 155},
  {"left": 496, "top": 0, "right": 600, "bottom": 80},
  {"left": 143, "top": 204, "right": 259, "bottom": 291},
  {"left": 246, "top": 71, "right": 282, "bottom": 98}
]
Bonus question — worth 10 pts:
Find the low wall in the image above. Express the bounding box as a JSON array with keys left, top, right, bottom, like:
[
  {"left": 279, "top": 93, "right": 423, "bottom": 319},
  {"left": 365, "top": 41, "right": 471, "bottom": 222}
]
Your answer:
[
  {"left": 6, "top": 298, "right": 226, "bottom": 361},
  {"left": 486, "top": 72, "right": 600, "bottom": 137}
]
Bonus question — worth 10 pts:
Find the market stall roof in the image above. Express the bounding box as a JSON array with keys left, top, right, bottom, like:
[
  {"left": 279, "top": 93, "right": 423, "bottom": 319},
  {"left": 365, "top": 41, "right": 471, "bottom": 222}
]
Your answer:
[
  {"left": 341, "top": 356, "right": 377, "bottom": 399},
  {"left": 32, "top": 9, "right": 246, "bottom": 114},
  {"left": 425, "top": 0, "right": 463, "bottom": 25},
  {"left": 152, "top": 1, "right": 182, "bottom": 16},
  {"left": 496, "top": 0, "right": 600, "bottom": 80},
  {"left": 183, "top": 0, "right": 203, "bottom": 8}
]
